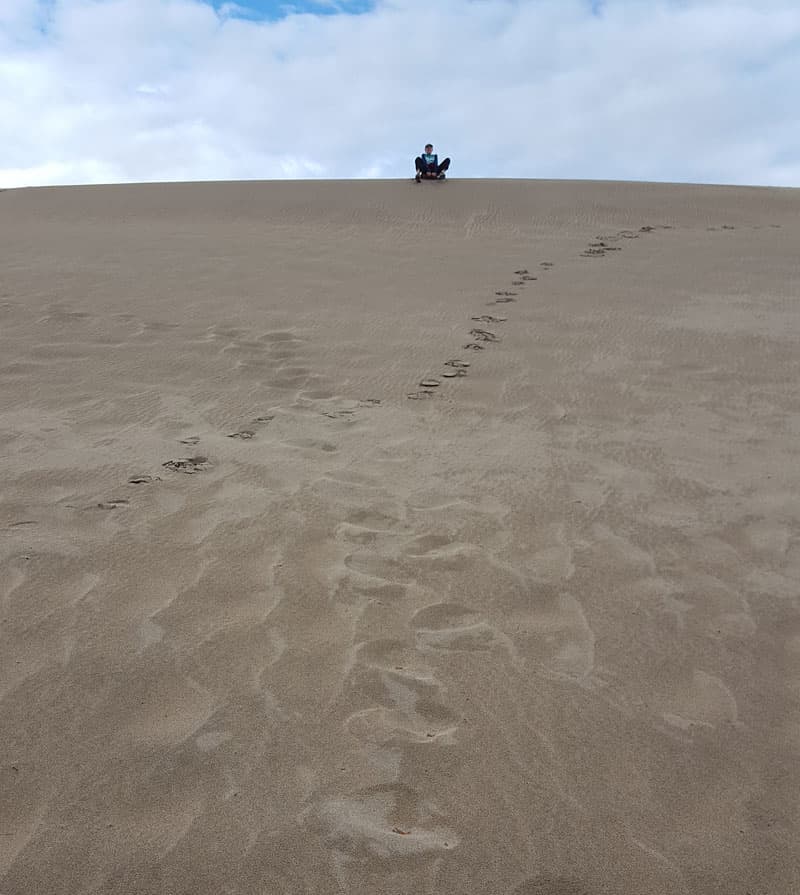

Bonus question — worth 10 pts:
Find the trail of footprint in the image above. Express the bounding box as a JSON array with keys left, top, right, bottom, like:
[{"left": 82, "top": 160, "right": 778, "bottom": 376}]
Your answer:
[
  {"left": 415, "top": 263, "right": 530, "bottom": 400},
  {"left": 344, "top": 639, "right": 460, "bottom": 747}
]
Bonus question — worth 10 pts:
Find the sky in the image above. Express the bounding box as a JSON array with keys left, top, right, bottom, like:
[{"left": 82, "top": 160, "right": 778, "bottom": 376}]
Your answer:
[{"left": 1, "top": 0, "right": 798, "bottom": 187}]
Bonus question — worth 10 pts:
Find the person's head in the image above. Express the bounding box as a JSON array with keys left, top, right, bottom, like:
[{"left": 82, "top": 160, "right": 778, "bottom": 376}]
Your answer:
[{"left": 425, "top": 144, "right": 433, "bottom": 153}]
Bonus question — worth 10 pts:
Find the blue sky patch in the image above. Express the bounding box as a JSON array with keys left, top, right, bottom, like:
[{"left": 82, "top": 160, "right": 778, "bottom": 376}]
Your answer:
[{"left": 209, "top": 0, "right": 374, "bottom": 21}]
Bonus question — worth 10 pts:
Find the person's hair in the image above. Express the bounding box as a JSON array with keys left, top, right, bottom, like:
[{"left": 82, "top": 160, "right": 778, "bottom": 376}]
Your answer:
[{"left": 425, "top": 144, "right": 433, "bottom": 149}]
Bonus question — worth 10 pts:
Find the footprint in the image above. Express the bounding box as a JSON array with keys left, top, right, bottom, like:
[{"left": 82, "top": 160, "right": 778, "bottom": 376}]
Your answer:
[
  {"left": 411, "top": 602, "right": 499, "bottom": 652},
  {"left": 128, "top": 474, "right": 159, "bottom": 485},
  {"left": 344, "top": 553, "right": 412, "bottom": 582},
  {"left": 441, "top": 370, "right": 467, "bottom": 379},
  {"left": 419, "top": 379, "right": 441, "bottom": 388},
  {"left": 540, "top": 262, "right": 554, "bottom": 268},
  {"left": 95, "top": 497, "right": 130, "bottom": 510},
  {"left": 346, "top": 707, "right": 456, "bottom": 746},
  {"left": 352, "top": 638, "right": 429, "bottom": 673},
  {"left": 495, "top": 291, "right": 518, "bottom": 297},
  {"left": 323, "top": 410, "right": 356, "bottom": 420},
  {"left": 407, "top": 390, "right": 435, "bottom": 399},
  {"left": 315, "top": 784, "right": 459, "bottom": 858},
  {"left": 178, "top": 435, "right": 200, "bottom": 445},
  {"left": 286, "top": 437, "right": 337, "bottom": 452},
  {"left": 347, "top": 662, "right": 458, "bottom": 724},
  {"left": 162, "top": 456, "right": 211, "bottom": 474},
  {"left": 511, "top": 280, "right": 525, "bottom": 286},
  {"left": 359, "top": 398, "right": 382, "bottom": 406},
  {"left": 444, "top": 359, "right": 470, "bottom": 369},
  {"left": 661, "top": 670, "right": 740, "bottom": 731},
  {"left": 468, "top": 329, "right": 499, "bottom": 342},
  {"left": 254, "top": 414, "right": 275, "bottom": 423},
  {"left": 402, "top": 534, "right": 455, "bottom": 555},
  {"left": 640, "top": 226, "right": 655, "bottom": 233},
  {"left": 261, "top": 330, "right": 298, "bottom": 343},
  {"left": 491, "top": 296, "right": 516, "bottom": 305},
  {"left": 513, "top": 592, "right": 595, "bottom": 680},
  {"left": 471, "top": 315, "right": 507, "bottom": 323},
  {"left": 226, "top": 430, "right": 256, "bottom": 439},
  {"left": 513, "top": 269, "right": 529, "bottom": 275},
  {"left": 463, "top": 343, "right": 486, "bottom": 351}
]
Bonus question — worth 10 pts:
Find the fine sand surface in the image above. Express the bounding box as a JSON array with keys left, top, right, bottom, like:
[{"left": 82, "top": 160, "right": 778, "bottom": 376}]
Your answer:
[{"left": 1, "top": 179, "right": 799, "bottom": 895}]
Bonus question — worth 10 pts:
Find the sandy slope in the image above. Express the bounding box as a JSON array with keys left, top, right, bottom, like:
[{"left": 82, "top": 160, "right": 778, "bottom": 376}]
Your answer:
[{"left": 1, "top": 179, "right": 799, "bottom": 895}]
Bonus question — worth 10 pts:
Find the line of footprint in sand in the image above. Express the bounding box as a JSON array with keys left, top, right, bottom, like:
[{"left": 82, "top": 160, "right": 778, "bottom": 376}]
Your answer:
[
  {"left": 405, "top": 217, "right": 735, "bottom": 398},
  {"left": 87, "top": 363, "right": 383, "bottom": 507},
  {"left": 578, "top": 224, "right": 671, "bottom": 259},
  {"left": 312, "top": 506, "right": 604, "bottom": 873},
  {"left": 317, "top": 540, "right": 503, "bottom": 864},
  {"left": 407, "top": 262, "right": 553, "bottom": 400},
  {"left": 579, "top": 221, "right": 750, "bottom": 259}
]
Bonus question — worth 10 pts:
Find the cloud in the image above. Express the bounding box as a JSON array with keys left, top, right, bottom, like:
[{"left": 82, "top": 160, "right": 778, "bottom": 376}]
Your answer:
[{"left": 1, "top": 0, "right": 799, "bottom": 187}]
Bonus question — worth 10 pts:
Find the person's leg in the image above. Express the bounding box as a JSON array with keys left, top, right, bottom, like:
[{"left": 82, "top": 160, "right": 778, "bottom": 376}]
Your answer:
[
  {"left": 437, "top": 157, "right": 451, "bottom": 174},
  {"left": 415, "top": 156, "right": 425, "bottom": 172}
]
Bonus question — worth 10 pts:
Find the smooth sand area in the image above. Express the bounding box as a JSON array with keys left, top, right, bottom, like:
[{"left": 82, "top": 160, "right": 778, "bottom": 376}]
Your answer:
[{"left": 1, "top": 179, "right": 799, "bottom": 894}]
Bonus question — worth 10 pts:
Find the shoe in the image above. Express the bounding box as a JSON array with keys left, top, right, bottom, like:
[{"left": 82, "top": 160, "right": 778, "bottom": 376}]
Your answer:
[
  {"left": 415, "top": 171, "right": 422, "bottom": 182},
  {"left": 437, "top": 172, "right": 446, "bottom": 180}
]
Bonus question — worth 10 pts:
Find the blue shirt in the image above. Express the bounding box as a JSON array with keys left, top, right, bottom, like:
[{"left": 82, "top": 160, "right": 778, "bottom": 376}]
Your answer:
[{"left": 423, "top": 153, "right": 437, "bottom": 166}]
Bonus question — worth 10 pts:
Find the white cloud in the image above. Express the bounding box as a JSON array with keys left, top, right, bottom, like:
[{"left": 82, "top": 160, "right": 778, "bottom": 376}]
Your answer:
[{"left": 1, "top": 0, "right": 799, "bottom": 187}]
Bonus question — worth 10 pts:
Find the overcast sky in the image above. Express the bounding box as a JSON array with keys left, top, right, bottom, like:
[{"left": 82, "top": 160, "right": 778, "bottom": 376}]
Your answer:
[{"left": 1, "top": 0, "right": 798, "bottom": 187}]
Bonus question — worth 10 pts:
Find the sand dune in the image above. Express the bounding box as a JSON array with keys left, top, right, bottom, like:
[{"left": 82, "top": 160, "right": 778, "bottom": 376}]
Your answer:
[{"left": 1, "top": 179, "right": 799, "bottom": 894}]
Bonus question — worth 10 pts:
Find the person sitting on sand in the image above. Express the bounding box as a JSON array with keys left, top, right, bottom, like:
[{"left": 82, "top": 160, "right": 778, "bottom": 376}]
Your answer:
[{"left": 415, "top": 144, "right": 450, "bottom": 181}]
